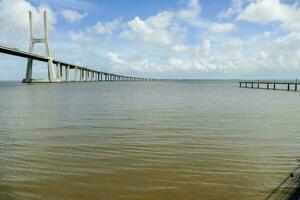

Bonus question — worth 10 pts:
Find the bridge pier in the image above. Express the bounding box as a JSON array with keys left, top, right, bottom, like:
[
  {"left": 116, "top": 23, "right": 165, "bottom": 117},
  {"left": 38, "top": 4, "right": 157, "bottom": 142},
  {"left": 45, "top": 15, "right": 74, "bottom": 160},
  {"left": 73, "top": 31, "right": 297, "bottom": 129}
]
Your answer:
[
  {"left": 79, "top": 68, "right": 83, "bottom": 81},
  {"left": 86, "top": 70, "right": 89, "bottom": 81},
  {"left": 66, "top": 65, "right": 70, "bottom": 82},
  {"left": 56, "top": 63, "right": 61, "bottom": 82},
  {"left": 23, "top": 58, "right": 33, "bottom": 83},
  {"left": 94, "top": 72, "right": 97, "bottom": 81},
  {"left": 74, "top": 66, "right": 78, "bottom": 81}
]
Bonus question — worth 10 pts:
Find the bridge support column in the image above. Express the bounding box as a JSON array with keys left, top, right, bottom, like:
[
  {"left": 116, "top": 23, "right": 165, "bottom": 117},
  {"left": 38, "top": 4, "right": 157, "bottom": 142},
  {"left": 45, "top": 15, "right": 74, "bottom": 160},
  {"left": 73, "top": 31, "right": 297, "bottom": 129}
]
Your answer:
[
  {"left": 23, "top": 59, "right": 33, "bottom": 83},
  {"left": 85, "top": 70, "right": 88, "bottom": 81},
  {"left": 56, "top": 63, "right": 62, "bottom": 82},
  {"left": 80, "top": 69, "right": 83, "bottom": 81},
  {"left": 66, "top": 65, "right": 70, "bottom": 82},
  {"left": 74, "top": 66, "right": 78, "bottom": 81}
]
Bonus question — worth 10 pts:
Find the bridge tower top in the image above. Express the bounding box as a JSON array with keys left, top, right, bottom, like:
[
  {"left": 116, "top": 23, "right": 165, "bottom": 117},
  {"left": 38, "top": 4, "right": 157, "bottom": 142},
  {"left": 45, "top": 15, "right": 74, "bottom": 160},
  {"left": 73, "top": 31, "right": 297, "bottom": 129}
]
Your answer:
[{"left": 28, "top": 10, "right": 52, "bottom": 59}]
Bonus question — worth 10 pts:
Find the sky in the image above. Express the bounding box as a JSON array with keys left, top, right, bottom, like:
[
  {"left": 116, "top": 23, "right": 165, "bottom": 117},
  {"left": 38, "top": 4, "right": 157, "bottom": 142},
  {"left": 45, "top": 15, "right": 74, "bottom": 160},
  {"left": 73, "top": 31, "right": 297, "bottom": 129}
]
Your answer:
[{"left": 0, "top": 0, "right": 300, "bottom": 80}]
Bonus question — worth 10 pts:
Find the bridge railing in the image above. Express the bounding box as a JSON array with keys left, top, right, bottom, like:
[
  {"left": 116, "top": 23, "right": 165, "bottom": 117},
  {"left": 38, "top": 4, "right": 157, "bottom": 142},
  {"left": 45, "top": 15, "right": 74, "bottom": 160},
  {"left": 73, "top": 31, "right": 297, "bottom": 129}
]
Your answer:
[{"left": 239, "top": 79, "right": 299, "bottom": 84}]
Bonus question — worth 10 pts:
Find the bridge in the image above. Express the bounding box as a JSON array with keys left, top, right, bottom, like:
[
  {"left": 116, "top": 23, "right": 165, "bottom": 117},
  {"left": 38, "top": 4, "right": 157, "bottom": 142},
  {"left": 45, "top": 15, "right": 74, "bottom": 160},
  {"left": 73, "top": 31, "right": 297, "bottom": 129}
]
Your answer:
[{"left": 0, "top": 11, "right": 170, "bottom": 83}]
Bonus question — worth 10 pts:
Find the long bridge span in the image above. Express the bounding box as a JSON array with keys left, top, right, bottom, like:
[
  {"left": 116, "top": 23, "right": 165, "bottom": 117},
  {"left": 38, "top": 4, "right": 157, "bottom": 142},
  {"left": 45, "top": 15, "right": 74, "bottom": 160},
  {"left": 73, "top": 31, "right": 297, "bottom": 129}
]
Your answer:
[{"left": 0, "top": 11, "right": 170, "bottom": 83}]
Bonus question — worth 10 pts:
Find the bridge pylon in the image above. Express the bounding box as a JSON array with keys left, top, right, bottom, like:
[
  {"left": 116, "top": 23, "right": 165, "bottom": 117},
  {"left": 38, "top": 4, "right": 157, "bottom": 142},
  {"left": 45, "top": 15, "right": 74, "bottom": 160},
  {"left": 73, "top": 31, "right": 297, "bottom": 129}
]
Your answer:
[{"left": 23, "top": 10, "right": 58, "bottom": 83}]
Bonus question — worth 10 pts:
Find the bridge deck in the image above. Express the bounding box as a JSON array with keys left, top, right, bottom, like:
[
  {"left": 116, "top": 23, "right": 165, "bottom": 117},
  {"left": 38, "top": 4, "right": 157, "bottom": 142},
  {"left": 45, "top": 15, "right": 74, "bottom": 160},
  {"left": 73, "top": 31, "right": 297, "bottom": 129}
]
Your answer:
[{"left": 0, "top": 45, "right": 168, "bottom": 82}]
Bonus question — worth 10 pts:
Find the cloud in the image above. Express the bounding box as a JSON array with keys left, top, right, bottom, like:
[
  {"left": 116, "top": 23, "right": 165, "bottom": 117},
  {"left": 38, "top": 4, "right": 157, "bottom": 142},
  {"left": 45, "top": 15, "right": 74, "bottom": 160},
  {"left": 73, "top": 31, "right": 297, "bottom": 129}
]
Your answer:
[
  {"left": 178, "top": 0, "right": 202, "bottom": 25},
  {"left": 69, "top": 31, "right": 91, "bottom": 43},
  {"left": 0, "top": 0, "right": 56, "bottom": 30},
  {"left": 91, "top": 18, "right": 121, "bottom": 35},
  {"left": 171, "top": 45, "right": 190, "bottom": 52},
  {"left": 118, "top": 0, "right": 205, "bottom": 45},
  {"left": 218, "top": 0, "right": 251, "bottom": 19},
  {"left": 237, "top": 0, "right": 300, "bottom": 32},
  {"left": 209, "top": 23, "right": 237, "bottom": 33},
  {"left": 103, "top": 31, "right": 300, "bottom": 75},
  {"left": 119, "top": 12, "right": 177, "bottom": 45},
  {"left": 107, "top": 52, "right": 125, "bottom": 65},
  {"left": 61, "top": 9, "right": 87, "bottom": 23}
]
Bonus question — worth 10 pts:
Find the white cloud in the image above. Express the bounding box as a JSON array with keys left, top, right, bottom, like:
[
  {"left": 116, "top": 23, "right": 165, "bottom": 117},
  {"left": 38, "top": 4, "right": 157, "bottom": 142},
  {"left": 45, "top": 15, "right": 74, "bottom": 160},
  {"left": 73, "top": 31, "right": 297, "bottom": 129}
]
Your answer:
[
  {"left": 196, "top": 40, "right": 211, "bottom": 56},
  {"left": 263, "top": 31, "right": 273, "bottom": 38},
  {"left": 146, "top": 11, "right": 174, "bottom": 29},
  {"left": 118, "top": 0, "right": 205, "bottom": 45},
  {"left": 61, "top": 9, "right": 87, "bottom": 23},
  {"left": 69, "top": 31, "right": 91, "bottom": 43},
  {"left": 237, "top": 0, "right": 300, "bottom": 32},
  {"left": 91, "top": 18, "right": 121, "bottom": 35},
  {"left": 119, "top": 12, "right": 176, "bottom": 45},
  {"left": 104, "top": 32, "right": 300, "bottom": 74},
  {"left": 219, "top": 0, "right": 251, "bottom": 19},
  {"left": 178, "top": 0, "right": 201, "bottom": 20},
  {"left": 209, "top": 23, "right": 237, "bottom": 33},
  {"left": 171, "top": 45, "right": 190, "bottom": 52},
  {"left": 107, "top": 52, "right": 125, "bottom": 65},
  {"left": 0, "top": 0, "right": 56, "bottom": 30}
]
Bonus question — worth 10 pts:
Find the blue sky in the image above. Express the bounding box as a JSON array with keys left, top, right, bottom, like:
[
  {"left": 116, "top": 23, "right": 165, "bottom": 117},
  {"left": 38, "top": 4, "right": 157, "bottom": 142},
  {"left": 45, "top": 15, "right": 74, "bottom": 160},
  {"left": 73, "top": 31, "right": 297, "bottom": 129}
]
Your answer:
[{"left": 0, "top": 0, "right": 300, "bottom": 80}]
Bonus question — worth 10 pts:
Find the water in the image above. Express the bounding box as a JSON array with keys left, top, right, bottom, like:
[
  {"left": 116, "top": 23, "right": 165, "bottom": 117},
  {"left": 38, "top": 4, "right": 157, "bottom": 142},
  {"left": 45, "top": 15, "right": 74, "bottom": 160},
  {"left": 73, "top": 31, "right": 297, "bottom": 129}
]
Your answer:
[{"left": 0, "top": 81, "right": 299, "bottom": 200}]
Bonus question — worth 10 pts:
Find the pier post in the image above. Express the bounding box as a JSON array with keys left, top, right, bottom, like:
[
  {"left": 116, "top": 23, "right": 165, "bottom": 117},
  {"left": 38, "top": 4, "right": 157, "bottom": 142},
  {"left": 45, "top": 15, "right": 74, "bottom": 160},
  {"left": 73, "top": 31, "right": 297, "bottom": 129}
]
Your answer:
[
  {"left": 288, "top": 84, "right": 290, "bottom": 91},
  {"left": 295, "top": 79, "right": 298, "bottom": 91},
  {"left": 267, "top": 83, "right": 269, "bottom": 89}
]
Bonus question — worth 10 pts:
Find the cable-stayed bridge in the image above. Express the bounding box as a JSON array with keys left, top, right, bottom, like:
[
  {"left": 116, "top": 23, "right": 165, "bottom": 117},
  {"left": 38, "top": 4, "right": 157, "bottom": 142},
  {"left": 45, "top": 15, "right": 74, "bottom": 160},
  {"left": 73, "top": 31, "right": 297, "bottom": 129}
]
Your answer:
[{"left": 0, "top": 11, "right": 169, "bottom": 83}]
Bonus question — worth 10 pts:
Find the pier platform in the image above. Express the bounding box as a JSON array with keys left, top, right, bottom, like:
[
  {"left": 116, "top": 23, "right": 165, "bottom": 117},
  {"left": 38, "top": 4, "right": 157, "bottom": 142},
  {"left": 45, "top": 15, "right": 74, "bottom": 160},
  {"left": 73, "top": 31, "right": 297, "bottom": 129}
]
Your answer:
[{"left": 239, "top": 80, "right": 299, "bottom": 91}]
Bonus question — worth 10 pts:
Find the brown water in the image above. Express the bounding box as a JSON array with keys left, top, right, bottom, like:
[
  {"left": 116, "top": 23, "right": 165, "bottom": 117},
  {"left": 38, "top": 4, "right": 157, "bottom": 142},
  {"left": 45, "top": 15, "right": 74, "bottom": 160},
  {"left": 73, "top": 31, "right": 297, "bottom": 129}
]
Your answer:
[{"left": 0, "top": 81, "right": 299, "bottom": 200}]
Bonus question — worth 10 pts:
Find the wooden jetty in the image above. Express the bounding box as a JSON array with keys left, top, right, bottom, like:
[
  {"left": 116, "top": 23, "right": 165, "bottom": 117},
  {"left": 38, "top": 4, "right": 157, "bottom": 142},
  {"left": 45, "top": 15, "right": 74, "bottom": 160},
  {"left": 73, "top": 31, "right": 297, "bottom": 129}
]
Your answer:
[{"left": 239, "top": 80, "right": 299, "bottom": 91}]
